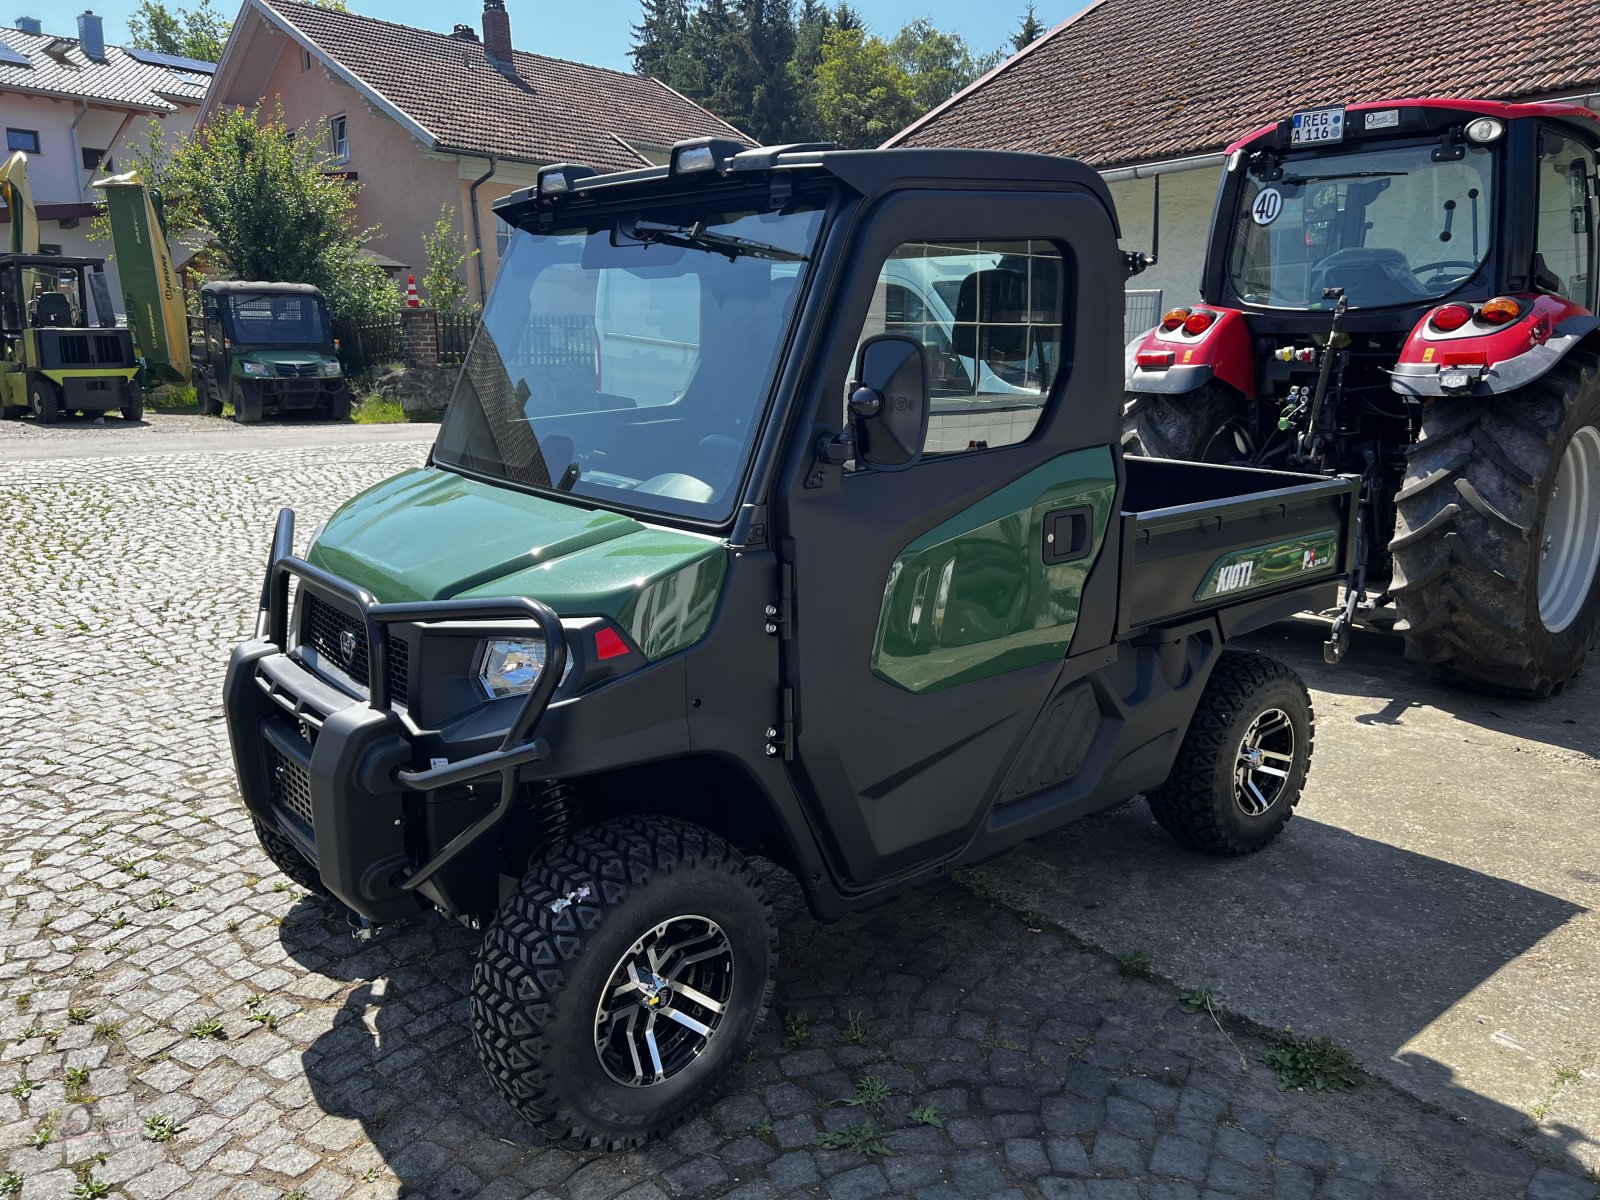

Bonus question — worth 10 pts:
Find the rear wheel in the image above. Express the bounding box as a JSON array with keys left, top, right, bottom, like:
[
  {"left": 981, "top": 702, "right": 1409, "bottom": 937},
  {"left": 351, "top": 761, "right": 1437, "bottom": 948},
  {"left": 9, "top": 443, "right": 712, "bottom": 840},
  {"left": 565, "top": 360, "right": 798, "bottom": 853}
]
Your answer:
[
  {"left": 232, "top": 379, "right": 263, "bottom": 424},
  {"left": 120, "top": 386, "right": 144, "bottom": 422},
  {"left": 1145, "top": 650, "right": 1313, "bottom": 855},
  {"left": 29, "top": 379, "right": 60, "bottom": 424},
  {"left": 1122, "top": 380, "right": 1251, "bottom": 462},
  {"left": 197, "top": 371, "right": 222, "bottom": 416},
  {"left": 1390, "top": 352, "right": 1600, "bottom": 696},
  {"left": 471, "top": 816, "right": 776, "bottom": 1149}
]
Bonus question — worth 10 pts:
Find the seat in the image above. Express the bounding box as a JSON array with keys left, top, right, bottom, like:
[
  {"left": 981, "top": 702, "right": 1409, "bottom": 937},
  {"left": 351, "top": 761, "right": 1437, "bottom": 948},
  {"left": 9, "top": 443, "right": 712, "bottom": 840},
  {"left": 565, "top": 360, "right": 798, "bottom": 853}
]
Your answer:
[
  {"left": 30, "top": 292, "right": 73, "bottom": 328},
  {"left": 953, "top": 268, "right": 1028, "bottom": 361},
  {"left": 1307, "top": 249, "right": 1428, "bottom": 307}
]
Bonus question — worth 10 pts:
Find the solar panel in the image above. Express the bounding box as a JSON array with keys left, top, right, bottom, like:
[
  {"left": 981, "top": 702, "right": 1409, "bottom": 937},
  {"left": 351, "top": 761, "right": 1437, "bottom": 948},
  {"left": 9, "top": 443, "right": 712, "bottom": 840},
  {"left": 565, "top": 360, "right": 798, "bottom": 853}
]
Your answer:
[
  {"left": 123, "top": 45, "right": 215, "bottom": 73},
  {"left": 0, "top": 41, "right": 32, "bottom": 68}
]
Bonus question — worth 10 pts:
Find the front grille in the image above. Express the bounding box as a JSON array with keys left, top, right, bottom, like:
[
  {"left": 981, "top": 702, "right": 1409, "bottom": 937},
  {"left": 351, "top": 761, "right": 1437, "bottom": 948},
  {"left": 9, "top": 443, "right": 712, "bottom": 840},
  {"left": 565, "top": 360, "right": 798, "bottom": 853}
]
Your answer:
[
  {"left": 96, "top": 335, "right": 125, "bottom": 363},
  {"left": 264, "top": 741, "right": 314, "bottom": 832},
  {"left": 300, "top": 591, "right": 409, "bottom": 704},
  {"left": 57, "top": 334, "right": 90, "bottom": 365},
  {"left": 275, "top": 362, "right": 319, "bottom": 378}
]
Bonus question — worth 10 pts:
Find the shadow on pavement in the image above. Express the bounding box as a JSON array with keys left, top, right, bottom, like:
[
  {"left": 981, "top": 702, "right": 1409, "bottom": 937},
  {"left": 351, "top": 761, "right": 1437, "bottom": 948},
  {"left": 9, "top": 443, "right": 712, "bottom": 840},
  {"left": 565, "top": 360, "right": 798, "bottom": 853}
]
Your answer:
[{"left": 1243, "top": 614, "right": 1599, "bottom": 759}]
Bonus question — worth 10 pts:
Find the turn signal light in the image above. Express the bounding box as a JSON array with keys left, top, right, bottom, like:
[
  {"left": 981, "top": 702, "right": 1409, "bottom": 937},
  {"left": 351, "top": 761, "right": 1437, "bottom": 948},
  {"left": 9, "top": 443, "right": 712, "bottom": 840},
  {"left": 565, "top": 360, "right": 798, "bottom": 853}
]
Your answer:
[
  {"left": 1478, "top": 297, "right": 1522, "bottom": 326},
  {"left": 1160, "top": 307, "right": 1190, "bottom": 331},
  {"left": 1428, "top": 303, "right": 1473, "bottom": 332},
  {"left": 1183, "top": 309, "right": 1217, "bottom": 336}
]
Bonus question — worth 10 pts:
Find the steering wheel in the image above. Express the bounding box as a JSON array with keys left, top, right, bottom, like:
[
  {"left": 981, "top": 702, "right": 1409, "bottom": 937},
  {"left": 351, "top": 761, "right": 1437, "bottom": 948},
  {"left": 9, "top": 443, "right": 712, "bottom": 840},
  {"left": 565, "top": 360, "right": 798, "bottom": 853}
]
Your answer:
[{"left": 1411, "top": 260, "right": 1478, "bottom": 283}]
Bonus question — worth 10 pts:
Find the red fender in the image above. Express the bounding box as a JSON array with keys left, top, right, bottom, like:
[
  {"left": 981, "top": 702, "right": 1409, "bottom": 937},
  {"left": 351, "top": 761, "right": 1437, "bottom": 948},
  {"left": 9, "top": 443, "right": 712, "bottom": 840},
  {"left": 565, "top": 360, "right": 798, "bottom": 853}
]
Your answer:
[
  {"left": 1392, "top": 293, "right": 1600, "bottom": 398},
  {"left": 1125, "top": 306, "right": 1256, "bottom": 401}
]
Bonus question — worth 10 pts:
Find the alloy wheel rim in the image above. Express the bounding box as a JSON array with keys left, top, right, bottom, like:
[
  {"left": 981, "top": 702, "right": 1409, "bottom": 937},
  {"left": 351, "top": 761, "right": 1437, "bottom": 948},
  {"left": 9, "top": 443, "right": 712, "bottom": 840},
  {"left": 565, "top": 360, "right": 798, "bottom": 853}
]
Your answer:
[
  {"left": 1233, "top": 708, "right": 1296, "bottom": 817},
  {"left": 593, "top": 914, "right": 734, "bottom": 1088},
  {"left": 1539, "top": 425, "right": 1600, "bottom": 634}
]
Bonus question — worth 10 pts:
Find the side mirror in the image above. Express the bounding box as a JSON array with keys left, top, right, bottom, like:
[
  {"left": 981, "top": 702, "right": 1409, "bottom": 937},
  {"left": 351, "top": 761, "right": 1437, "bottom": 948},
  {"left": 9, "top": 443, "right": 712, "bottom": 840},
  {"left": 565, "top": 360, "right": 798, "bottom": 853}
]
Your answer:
[{"left": 849, "top": 334, "right": 929, "bottom": 471}]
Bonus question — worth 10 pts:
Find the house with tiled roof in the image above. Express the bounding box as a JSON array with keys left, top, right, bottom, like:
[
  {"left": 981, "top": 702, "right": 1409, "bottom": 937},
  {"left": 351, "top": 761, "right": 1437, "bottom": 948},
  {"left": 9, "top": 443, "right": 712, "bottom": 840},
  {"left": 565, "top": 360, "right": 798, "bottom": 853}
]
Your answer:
[
  {"left": 0, "top": 11, "right": 213, "bottom": 297},
  {"left": 887, "top": 0, "right": 1600, "bottom": 332},
  {"left": 203, "top": 0, "right": 751, "bottom": 304}
]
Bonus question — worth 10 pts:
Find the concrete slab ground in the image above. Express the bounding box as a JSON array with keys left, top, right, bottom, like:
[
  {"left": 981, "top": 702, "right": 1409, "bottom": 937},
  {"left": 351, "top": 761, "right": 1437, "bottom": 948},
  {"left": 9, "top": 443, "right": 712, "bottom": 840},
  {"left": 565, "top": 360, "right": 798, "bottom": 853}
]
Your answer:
[{"left": 963, "top": 615, "right": 1600, "bottom": 1173}]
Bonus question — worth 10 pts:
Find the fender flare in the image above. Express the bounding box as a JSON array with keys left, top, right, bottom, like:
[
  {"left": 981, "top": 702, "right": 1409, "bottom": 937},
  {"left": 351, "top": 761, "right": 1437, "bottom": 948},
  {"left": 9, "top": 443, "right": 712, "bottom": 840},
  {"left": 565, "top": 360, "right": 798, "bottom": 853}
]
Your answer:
[
  {"left": 1124, "top": 308, "right": 1256, "bottom": 401},
  {"left": 1392, "top": 310, "right": 1600, "bottom": 400}
]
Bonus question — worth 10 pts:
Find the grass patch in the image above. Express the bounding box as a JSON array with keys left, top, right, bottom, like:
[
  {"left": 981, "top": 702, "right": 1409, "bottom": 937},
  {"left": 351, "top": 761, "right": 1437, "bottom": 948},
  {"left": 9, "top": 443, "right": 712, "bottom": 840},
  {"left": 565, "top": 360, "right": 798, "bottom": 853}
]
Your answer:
[
  {"left": 1265, "top": 1029, "right": 1361, "bottom": 1091},
  {"left": 783, "top": 1011, "right": 811, "bottom": 1048},
  {"left": 147, "top": 385, "right": 198, "bottom": 412},
  {"left": 350, "top": 393, "right": 407, "bottom": 424},
  {"left": 1116, "top": 949, "right": 1156, "bottom": 980},
  {"left": 67, "top": 1006, "right": 93, "bottom": 1025},
  {"left": 842, "top": 1011, "right": 872, "bottom": 1046},
  {"left": 189, "top": 1016, "right": 225, "bottom": 1041},
  {"left": 748, "top": 1118, "right": 773, "bottom": 1137},
  {"left": 815, "top": 1120, "right": 891, "bottom": 1157},
  {"left": 840, "top": 1075, "right": 892, "bottom": 1110},
  {"left": 910, "top": 1103, "right": 943, "bottom": 1128},
  {"left": 1178, "top": 987, "right": 1215, "bottom": 1015},
  {"left": 0, "top": 1171, "right": 20, "bottom": 1197},
  {"left": 142, "top": 1113, "right": 185, "bottom": 1143}
]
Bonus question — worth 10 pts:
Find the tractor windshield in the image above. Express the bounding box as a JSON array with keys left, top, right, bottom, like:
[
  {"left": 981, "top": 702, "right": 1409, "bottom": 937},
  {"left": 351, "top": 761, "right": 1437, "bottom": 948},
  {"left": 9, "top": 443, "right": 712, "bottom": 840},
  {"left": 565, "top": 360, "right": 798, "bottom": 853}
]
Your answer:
[
  {"left": 432, "top": 197, "right": 824, "bottom": 522},
  {"left": 1228, "top": 141, "right": 1496, "bottom": 309}
]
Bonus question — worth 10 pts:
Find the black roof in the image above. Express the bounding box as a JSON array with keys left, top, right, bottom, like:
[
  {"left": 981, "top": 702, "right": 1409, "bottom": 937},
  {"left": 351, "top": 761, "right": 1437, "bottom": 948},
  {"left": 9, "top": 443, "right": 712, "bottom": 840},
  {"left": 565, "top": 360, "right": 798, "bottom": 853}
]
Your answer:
[
  {"left": 495, "top": 144, "right": 1118, "bottom": 235},
  {"left": 201, "top": 280, "right": 328, "bottom": 299},
  {"left": 0, "top": 254, "right": 106, "bottom": 269}
]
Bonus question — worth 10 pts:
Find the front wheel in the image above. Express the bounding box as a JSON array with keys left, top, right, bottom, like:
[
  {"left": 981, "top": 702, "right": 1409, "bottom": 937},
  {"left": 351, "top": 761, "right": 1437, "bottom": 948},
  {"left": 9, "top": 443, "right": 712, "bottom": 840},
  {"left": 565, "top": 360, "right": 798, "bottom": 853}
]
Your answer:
[
  {"left": 1391, "top": 352, "right": 1600, "bottom": 696},
  {"left": 471, "top": 817, "right": 776, "bottom": 1149},
  {"left": 1145, "top": 650, "right": 1314, "bottom": 855},
  {"left": 232, "top": 379, "right": 263, "bottom": 424},
  {"left": 326, "top": 383, "right": 352, "bottom": 422}
]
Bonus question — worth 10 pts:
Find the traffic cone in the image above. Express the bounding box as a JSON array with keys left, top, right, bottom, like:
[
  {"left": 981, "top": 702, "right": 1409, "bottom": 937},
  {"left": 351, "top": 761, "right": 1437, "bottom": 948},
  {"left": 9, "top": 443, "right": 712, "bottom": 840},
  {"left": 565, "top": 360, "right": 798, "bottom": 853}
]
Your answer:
[{"left": 405, "top": 274, "right": 421, "bottom": 307}]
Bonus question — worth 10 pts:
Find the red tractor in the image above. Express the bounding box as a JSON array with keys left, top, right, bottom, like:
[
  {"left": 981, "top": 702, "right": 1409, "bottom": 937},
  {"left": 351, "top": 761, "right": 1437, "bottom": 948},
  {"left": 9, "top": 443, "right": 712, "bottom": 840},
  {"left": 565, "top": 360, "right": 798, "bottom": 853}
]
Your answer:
[{"left": 1124, "top": 99, "right": 1600, "bottom": 696}]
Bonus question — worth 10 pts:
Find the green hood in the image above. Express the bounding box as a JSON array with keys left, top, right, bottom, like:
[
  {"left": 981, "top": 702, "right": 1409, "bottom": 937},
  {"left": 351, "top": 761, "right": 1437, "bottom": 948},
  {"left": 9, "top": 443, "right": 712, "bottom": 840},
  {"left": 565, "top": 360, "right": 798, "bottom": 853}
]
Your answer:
[
  {"left": 307, "top": 468, "right": 727, "bottom": 660},
  {"left": 238, "top": 348, "right": 336, "bottom": 369}
]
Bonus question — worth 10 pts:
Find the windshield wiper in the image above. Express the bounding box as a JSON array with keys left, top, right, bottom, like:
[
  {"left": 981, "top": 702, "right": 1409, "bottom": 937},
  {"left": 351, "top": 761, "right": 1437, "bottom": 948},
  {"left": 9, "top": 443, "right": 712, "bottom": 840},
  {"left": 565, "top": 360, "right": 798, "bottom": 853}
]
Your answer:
[
  {"left": 1280, "top": 170, "right": 1409, "bottom": 183},
  {"left": 624, "top": 218, "right": 809, "bottom": 263}
]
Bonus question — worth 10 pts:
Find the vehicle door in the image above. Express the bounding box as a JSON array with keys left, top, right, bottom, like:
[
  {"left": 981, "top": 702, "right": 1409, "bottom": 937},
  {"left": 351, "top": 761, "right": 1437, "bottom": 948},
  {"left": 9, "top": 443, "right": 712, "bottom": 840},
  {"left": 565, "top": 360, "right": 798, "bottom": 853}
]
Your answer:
[
  {"left": 203, "top": 298, "right": 227, "bottom": 378},
  {"left": 776, "top": 187, "right": 1126, "bottom": 889}
]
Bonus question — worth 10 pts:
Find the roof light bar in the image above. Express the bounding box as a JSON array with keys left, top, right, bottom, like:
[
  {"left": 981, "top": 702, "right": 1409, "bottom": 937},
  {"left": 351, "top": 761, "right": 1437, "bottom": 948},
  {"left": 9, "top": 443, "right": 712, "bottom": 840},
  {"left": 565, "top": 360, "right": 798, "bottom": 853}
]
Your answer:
[
  {"left": 668, "top": 137, "right": 748, "bottom": 176},
  {"left": 536, "top": 163, "right": 598, "bottom": 197}
]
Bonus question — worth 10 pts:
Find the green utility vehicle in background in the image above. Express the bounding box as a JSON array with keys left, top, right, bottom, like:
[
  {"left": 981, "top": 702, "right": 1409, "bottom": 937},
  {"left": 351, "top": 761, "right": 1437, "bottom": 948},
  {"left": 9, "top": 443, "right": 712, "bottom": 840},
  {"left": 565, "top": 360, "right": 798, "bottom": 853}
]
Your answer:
[
  {"left": 193, "top": 281, "right": 349, "bottom": 423},
  {"left": 225, "top": 140, "right": 1358, "bottom": 1149},
  {"left": 0, "top": 253, "right": 140, "bottom": 423}
]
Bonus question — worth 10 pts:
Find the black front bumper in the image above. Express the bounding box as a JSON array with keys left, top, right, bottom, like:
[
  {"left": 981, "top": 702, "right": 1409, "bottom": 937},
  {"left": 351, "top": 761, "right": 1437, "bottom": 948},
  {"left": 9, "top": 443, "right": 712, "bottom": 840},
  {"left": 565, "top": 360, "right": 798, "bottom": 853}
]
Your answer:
[{"left": 224, "top": 510, "right": 566, "bottom": 921}]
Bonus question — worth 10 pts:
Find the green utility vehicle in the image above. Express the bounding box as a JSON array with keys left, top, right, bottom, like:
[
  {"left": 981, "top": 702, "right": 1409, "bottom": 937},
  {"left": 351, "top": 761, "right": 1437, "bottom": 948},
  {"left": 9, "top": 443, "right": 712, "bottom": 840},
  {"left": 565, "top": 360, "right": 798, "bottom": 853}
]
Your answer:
[
  {"left": 225, "top": 141, "right": 1358, "bottom": 1149},
  {"left": 193, "top": 281, "right": 349, "bottom": 423},
  {"left": 0, "top": 254, "right": 140, "bottom": 422}
]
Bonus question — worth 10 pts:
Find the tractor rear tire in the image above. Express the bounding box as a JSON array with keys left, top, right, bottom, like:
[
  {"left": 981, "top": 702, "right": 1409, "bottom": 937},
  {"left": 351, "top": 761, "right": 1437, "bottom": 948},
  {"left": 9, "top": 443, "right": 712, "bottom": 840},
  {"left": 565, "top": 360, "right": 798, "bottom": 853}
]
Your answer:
[
  {"left": 471, "top": 816, "right": 776, "bottom": 1149},
  {"left": 1145, "top": 650, "right": 1313, "bottom": 855},
  {"left": 1390, "top": 352, "right": 1600, "bottom": 697},
  {"left": 30, "top": 379, "right": 60, "bottom": 424},
  {"left": 1122, "top": 381, "right": 1251, "bottom": 462},
  {"left": 232, "top": 380, "right": 263, "bottom": 424}
]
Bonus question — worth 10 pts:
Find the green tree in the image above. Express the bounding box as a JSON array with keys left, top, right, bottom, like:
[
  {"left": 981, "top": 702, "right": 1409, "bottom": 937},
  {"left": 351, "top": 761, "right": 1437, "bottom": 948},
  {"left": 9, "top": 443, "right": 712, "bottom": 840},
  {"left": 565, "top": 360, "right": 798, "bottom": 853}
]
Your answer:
[
  {"left": 888, "top": 18, "right": 995, "bottom": 114},
  {"left": 420, "top": 206, "right": 477, "bottom": 313},
  {"left": 813, "top": 26, "right": 918, "bottom": 149},
  {"left": 630, "top": 0, "right": 689, "bottom": 79},
  {"left": 1011, "top": 3, "right": 1045, "bottom": 52},
  {"left": 165, "top": 104, "right": 397, "bottom": 324},
  {"left": 127, "top": 0, "right": 229, "bottom": 62}
]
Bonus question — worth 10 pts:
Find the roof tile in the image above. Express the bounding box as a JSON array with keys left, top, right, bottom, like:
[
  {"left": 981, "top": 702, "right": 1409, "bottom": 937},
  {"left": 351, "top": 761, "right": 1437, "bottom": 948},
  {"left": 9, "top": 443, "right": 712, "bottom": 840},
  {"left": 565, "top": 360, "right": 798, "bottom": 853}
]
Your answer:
[{"left": 261, "top": 0, "right": 749, "bottom": 170}]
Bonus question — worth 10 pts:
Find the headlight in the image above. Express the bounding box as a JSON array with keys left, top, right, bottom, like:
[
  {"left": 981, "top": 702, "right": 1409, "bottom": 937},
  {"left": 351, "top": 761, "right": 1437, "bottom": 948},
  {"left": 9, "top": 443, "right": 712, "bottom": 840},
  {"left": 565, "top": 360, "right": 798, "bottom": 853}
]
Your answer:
[
  {"left": 322, "top": 360, "right": 342, "bottom": 378},
  {"left": 242, "top": 360, "right": 268, "bottom": 377},
  {"left": 478, "top": 638, "right": 547, "bottom": 700}
]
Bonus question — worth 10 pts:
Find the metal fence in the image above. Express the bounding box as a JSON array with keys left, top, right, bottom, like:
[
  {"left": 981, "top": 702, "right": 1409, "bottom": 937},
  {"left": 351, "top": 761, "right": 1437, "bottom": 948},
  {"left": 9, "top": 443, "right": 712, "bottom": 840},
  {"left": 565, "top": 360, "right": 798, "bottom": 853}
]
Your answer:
[
  {"left": 437, "top": 311, "right": 479, "bottom": 366},
  {"left": 1124, "top": 288, "right": 1164, "bottom": 344},
  {"left": 335, "top": 316, "right": 404, "bottom": 378}
]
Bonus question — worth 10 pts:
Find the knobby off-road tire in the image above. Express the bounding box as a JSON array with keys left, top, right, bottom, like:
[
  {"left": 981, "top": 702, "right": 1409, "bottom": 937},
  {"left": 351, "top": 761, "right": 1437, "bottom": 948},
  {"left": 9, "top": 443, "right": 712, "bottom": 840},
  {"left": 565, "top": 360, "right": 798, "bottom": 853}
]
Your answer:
[
  {"left": 472, "top": 816, "right": 777, "bottom": 1149},
  {"left": 232, "top": 379, "right": 263, "bottom": 424},
  {"left": 120, "top": 387, "right": 144, "bottom": 422},
  {"left": 1122, "top": 380, "right": 1250, "bottom": 462},
  {"left": 1146, "top": 650, "right": 1314, "bottom": 855},
  {"left": 326, "top": 384, "right": 352, "bottom": 422},
  {"left": 30, "top": 379, "right": 60, "bottom": 424},
  {"left": 249, "top": 815, "right": 330, "bottom": 898},
  {"left": 1390, "top": 352, "right": 1600, "bottom": 696},
  {"left": 198, "top": 371, "right": 223, "bottom": 416}
]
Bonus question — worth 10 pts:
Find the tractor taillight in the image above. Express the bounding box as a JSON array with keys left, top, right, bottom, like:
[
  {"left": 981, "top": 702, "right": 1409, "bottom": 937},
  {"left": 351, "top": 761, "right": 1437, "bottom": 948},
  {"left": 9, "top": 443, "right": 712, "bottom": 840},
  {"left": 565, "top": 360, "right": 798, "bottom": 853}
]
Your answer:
[
  {"left": 1183, "top": 309, "right": 1217, "bottom": 336},
  {"left": 1136, "top": 349, "right": 1174, "bottom": 369},
  {"left": 1429, "top": 304, "right": 1473, "bottom": 332},
  {"left": 1478, "top": 297, "right": 1522, "bottom": 326},
  {"left": 1160, "top": 307, "right": 1190, "bottom": 331}
]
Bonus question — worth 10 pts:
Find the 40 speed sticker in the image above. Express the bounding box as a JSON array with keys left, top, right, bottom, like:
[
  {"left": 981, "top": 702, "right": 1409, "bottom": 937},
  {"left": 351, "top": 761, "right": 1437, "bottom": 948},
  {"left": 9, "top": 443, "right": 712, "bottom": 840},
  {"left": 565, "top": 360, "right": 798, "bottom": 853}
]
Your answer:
[{"left": 1251, "top": 187, "right": 1283, "bottom": 225}]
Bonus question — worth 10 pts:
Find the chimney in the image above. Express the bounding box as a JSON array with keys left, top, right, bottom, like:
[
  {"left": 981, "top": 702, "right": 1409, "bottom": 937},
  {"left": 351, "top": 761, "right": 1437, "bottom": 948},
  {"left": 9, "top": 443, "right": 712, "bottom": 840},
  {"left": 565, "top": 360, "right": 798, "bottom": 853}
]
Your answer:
[
  {"left": 76, "top": 9, "right": 103, "bottom": 60},
  {"left": 449, "top": 23, "right": 479, "bottom": 41},
  {"left": 481, "top": 0, "right": 511, "bottom": 69},
  {"left": 15, "top": 16, "right": 41, "bottom": 34}
]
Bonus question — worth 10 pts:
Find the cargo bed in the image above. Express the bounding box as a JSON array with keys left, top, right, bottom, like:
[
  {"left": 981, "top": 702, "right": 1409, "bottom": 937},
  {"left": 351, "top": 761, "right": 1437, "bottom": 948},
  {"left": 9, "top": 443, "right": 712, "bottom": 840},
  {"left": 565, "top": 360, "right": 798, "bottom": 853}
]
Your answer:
[{"left": 1117, "top": 457, "right": 1358, "bottom": 633}]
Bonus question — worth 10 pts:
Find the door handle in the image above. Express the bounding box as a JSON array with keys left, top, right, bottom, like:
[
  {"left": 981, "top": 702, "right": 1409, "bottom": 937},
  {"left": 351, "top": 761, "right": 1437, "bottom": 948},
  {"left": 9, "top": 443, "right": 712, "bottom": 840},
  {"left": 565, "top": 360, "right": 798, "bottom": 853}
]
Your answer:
[{"left": 1042, "top": 505, "right": 1094, "bottom": 565}]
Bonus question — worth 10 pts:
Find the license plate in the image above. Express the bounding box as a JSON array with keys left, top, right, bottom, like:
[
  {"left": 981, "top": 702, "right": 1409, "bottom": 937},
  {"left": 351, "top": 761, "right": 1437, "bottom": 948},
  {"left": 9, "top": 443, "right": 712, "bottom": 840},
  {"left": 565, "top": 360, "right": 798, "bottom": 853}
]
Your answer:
[{"left": 1291, "top": 107, "right": 1346, "bottom": 146}]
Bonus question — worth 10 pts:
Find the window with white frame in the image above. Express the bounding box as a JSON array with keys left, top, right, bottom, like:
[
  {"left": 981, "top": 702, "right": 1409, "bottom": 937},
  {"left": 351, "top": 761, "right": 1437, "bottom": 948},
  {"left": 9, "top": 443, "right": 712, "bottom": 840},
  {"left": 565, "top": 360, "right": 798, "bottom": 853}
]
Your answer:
[{"left": 329, "top": 114, "right": 349, "bottom": 164}]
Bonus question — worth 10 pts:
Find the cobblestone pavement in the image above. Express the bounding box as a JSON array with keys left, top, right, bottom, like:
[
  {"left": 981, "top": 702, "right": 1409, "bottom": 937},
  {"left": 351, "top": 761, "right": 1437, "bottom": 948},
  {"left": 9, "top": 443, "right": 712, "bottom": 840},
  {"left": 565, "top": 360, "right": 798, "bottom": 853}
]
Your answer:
[{"left": 2, "top": 440, "right": 1595, "bottom": 1200}]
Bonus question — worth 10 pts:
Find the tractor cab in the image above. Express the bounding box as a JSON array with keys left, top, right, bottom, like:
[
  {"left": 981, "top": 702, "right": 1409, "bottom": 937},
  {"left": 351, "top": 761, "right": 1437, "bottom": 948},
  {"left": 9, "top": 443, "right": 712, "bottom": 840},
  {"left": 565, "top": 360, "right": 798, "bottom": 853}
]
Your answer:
[
  {"left": 0, "top": 253, "right": 140, "bottom": 423},
  {"left": 1125, "top": 99, "right": 1600, "bottom": 697}
]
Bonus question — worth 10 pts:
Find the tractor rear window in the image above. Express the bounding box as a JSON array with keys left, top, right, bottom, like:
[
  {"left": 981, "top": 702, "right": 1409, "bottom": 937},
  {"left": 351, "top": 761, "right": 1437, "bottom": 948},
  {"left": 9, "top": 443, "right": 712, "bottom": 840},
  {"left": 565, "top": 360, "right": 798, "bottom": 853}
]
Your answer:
[
  {"left": 225, "top": 294, "right": 329, "bottom": 345},
  {"left": 1228, "top": 141, "right": 1495, "bottom": 309}
]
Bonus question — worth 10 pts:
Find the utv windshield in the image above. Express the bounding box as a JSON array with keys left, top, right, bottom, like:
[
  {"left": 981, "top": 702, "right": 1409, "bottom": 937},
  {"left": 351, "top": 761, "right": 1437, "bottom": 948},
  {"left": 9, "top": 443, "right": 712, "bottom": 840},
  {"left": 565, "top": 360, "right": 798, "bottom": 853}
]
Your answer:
[
  {"left": 224, "top": 293, "right": 330, "bottom": 346},
  {"left": 432, "top": 198, "right": 824, "bottom": 522},
  {"left": 1228, "top": 141, "right": 1496, "bottom": 309}
]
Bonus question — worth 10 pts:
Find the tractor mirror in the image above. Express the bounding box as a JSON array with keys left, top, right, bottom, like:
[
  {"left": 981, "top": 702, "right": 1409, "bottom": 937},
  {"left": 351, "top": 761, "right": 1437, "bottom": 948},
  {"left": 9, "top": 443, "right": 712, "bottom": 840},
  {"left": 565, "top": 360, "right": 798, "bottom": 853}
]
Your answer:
[{"left": 849, "top": 334, "right": 929, "bottom": 471}]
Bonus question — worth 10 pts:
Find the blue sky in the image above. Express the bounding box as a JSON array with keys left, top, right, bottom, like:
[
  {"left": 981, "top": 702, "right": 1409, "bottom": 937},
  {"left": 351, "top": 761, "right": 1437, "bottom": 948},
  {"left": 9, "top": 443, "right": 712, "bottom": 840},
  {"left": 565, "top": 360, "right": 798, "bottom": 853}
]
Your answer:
[{"left": 50, "top": 1, "right": 1060, "bottom": 74}]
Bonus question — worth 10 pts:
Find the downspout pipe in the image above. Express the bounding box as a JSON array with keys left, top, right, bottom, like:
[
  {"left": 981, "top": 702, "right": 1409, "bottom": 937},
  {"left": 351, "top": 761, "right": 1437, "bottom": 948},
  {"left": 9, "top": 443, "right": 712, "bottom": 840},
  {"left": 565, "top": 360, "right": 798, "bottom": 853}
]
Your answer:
[{"left": 468, "top": 154, "right": 499, "bottom": 306}]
